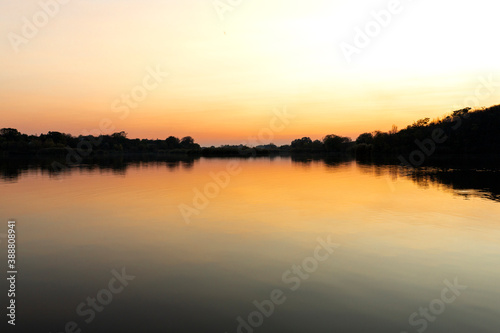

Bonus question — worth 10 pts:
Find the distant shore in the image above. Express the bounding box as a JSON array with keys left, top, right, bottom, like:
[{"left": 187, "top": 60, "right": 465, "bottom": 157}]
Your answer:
[{"left": 1, "top": 105, "right": 499, "bottom": 166}]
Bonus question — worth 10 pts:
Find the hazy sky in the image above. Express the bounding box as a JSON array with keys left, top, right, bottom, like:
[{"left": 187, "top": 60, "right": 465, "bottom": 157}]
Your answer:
[{"left": 1, "top": 0, "right": 499, "bottom": 145}]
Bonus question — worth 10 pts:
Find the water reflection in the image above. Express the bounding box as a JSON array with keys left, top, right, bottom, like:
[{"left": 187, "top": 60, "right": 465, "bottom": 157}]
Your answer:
[
  {"left": 356, "top": 159, "right": 500, "bottom": 203},
  {"left": 413, "top": 169, "right": 500, "bottom": 201},
  {"left": 291, "top": 153, "right": 353, "bottom": 169},
  {"left": 0, "top": 157, "right": 499, "bottom": 333},
  {"left": 0, "top": 156, "right": 201, "bottom": 181},
  {"left": 3, "top": 156, "right": 500, "bottom": 203}
]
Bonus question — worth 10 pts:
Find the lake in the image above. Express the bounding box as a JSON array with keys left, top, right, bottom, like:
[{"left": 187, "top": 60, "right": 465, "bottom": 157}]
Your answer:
[{"left": 1, "top": 157, "right": 499, "bottom": 333}]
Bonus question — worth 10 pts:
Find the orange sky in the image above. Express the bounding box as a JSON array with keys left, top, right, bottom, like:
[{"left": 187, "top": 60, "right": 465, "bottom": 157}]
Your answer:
[{"left": 1, "top": 0, "right": 499, "bottom": 145}]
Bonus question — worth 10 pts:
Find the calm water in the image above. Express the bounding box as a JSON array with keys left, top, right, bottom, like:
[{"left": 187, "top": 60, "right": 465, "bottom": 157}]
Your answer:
[{"left": 1, "top": 157, "right": 499, "bottom": 333}]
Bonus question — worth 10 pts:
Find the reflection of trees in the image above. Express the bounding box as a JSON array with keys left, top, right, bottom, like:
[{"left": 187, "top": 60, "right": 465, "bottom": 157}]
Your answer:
[
  {"left": 412, "top": 170, "right": 500, "bottom": 202},
  {"left": 357, "top": 160, "right": 500, "bottom": 202},
  {"left": 291, "top": 153, "right": 353, "bottom": 169},
  {"left": 181, "top": 160, "right": 195, "bottom": 170},
  {"left": 0, "top": 159, "right": 26, "bottom": 181},
  {"left": 166, "top": 160, "right": 181, "bottom": 170},
  {"left": 3, "top": 155, "right": 500, "bottom": 203},
  {"left": 0, "top": 158, "right": 71, "bottom": 181},
  {"left": 0, "top": 156, "right": 201, "bottom": 182}
]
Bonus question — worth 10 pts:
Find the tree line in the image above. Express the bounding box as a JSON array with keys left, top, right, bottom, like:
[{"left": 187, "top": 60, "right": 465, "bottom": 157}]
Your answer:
[
  {"left": 284, "top": 104, "right": 500, "bottom": 156},
  {"left": 0, "top": 130, "right": 201, "bottom": 156},
  {"left": 354, "top": 105, "right": 500, "bottom": 155},
  {"left": 1, "top": 104, "right": 499, "bottom": 158}
]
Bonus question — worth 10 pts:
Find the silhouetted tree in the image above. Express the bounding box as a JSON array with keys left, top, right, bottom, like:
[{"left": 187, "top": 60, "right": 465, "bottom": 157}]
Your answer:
[
  {"left": 112, "top": 131, "right": 127, "bottom": 139},
  {"left": 165, "top": 136, "right": 181, "bottom": 149},
  {"left": 291, "top": 137, "right": 312, "bottom": 148},
  {"left": 410, "top": 118, "right": 430, "bottom": 129},
  {"left": 323, "top": 134, "right": 350, "bottom": 152},
  {"left": 0, "top": 128, "right": 21, "bottom": 140},
  {"left": 356, "top": 132, "right": 373, "bottom": 144},
  {"left": 180, "top": 136, "right": 194, "bottom": 148}
]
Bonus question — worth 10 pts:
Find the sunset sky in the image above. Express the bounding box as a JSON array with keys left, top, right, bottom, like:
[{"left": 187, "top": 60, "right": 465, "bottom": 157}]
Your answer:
[{"left": 1, "top": 0, "right": 499, "bottom": 146}]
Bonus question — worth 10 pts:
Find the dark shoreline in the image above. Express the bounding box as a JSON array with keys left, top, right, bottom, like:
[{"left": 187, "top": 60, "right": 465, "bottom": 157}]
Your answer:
[
  {"left": 2, "top": 104, "right": 500, "bottom": 164},
  {"left": 2, "top": 151, "right": 500, "bottom": 172}
]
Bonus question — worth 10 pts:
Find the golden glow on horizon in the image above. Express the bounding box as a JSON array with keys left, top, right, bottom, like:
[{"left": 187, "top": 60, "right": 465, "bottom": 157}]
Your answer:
[{"left": 1, "top": 0, "right": 499, "bottom": 145}]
